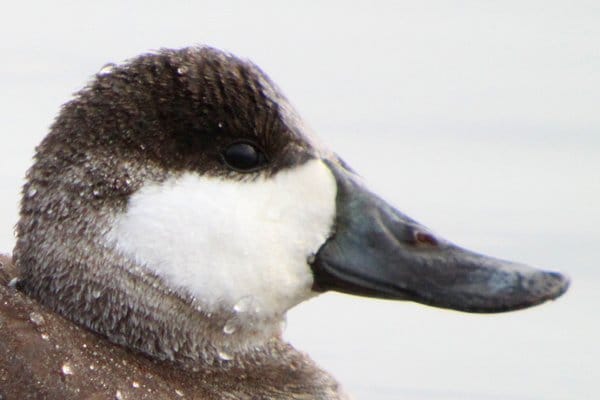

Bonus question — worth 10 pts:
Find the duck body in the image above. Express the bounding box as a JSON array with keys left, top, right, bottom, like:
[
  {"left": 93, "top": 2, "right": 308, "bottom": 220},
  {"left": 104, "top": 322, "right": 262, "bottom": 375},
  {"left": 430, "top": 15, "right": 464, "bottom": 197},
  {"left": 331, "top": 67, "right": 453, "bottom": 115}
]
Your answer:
[{"left": 2, "top": 46, "right": 568, "bottom": 399}]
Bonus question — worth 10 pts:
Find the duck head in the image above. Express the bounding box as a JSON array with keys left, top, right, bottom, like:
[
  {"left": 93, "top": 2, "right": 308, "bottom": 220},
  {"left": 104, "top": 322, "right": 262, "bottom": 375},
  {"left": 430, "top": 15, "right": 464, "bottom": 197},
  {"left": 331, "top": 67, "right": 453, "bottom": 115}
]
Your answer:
[{"left": 14, "top": 47, "right": 569, "bottom": 365}]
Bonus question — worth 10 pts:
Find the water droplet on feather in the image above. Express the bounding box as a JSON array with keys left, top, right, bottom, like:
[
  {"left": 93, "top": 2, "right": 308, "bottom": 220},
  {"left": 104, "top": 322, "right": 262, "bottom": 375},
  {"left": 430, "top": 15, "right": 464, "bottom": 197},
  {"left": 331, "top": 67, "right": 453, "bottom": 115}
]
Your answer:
[
  {"left": 233, "top": 296, "right": 256, "bottom": 313},
  {"left": 61, "top": 363, "right": 74, "bottom": 376},
  {"left": 223, "top": 320, "right": 236, "bottom": 335},
  {"left": 98, "top": 63, "right": 115, "bottom": 76},
  {"left": 29, "top": 312, "right": 45, "bottom": 326},
  {"left": 217, "top": 350, "right": 233, "bottom": 361}
]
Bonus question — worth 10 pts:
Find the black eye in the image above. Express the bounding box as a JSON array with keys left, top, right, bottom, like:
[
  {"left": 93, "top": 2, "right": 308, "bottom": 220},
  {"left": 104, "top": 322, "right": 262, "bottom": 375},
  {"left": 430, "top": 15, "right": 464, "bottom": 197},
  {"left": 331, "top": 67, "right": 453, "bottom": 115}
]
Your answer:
[{"left": 222, "top": 142, "right": 268, "bottom": 172}]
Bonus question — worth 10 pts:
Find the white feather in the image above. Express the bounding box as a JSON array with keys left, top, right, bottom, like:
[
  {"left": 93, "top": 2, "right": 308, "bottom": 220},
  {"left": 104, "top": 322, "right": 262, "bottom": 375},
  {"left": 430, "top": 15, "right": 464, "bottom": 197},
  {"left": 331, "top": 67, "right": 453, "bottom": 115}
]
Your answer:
[{"left": 108, "top": 159, "right": 337, "bottom": 318}]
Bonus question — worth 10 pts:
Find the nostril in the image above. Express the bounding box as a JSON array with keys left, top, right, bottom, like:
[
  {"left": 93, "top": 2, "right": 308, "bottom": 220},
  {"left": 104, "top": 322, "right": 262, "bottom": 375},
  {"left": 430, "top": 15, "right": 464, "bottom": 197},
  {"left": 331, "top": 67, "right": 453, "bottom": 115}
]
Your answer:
[{"left": 413, "top": 231, "right": 438, "bottom": 246}]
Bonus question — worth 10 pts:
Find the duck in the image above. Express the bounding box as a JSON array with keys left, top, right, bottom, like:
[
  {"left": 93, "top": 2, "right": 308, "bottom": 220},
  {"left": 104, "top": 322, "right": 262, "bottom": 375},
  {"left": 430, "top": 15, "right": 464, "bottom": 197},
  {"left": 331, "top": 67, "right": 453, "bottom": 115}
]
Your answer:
[{"left": 0, "top": 46, "right": 569, "bottom": 400}]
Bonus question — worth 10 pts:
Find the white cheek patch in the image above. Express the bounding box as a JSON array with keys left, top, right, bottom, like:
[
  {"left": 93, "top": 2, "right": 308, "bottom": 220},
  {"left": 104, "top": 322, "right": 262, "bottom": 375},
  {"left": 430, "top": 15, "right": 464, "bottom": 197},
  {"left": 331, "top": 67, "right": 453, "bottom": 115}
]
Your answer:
[{"left": 109, "top": 159, "right": 337, "bottom": 317}]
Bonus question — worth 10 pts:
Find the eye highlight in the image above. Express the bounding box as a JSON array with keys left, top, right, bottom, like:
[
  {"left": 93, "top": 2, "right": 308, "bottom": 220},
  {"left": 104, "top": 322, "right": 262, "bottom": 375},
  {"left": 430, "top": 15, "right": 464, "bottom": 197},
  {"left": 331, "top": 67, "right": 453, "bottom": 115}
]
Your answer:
[{"left": 222, "top": 142, "right": 268, "bottom": 172}]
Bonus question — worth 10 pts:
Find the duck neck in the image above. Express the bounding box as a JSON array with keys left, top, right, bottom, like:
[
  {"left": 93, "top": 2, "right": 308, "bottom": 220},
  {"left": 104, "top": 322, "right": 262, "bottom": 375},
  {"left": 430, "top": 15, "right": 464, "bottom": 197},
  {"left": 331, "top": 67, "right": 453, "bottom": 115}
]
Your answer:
[
  {"left": 17, "top": 235, "right": 288, "bottom": 370},
  {"left": 93, "top": 258, "right": 291, "bottom": 368}
]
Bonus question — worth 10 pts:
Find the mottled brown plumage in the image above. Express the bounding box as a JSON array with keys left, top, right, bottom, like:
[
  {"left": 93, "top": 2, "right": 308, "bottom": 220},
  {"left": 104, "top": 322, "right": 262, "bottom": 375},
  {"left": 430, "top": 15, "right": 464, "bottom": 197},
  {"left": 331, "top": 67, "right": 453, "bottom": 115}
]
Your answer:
[{"left": 0, "top": 255, "right": 345, "bottom": 399}]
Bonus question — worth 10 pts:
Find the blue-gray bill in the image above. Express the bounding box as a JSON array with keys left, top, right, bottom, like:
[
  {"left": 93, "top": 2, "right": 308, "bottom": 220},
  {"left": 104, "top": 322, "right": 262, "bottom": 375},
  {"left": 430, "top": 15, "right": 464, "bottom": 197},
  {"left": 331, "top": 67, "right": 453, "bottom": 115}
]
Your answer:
[{"left": 310, "top": 160, "right": 570, "bottom": 313}]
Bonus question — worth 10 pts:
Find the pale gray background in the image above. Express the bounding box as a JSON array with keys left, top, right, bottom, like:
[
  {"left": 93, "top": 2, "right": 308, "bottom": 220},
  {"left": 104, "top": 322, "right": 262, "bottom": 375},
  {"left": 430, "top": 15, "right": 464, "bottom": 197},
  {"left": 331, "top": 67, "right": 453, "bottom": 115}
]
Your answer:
[{"left": 1, "top": 1, "right": 598, "bottom": 399}]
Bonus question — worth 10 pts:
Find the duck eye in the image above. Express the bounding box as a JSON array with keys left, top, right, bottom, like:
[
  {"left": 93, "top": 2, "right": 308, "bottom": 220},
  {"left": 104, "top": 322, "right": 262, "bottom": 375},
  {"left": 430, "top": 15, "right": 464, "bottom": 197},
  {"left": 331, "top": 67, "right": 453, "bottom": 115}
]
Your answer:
[{"left": 222, "top": 142, "right": 267, "bottom": 172}]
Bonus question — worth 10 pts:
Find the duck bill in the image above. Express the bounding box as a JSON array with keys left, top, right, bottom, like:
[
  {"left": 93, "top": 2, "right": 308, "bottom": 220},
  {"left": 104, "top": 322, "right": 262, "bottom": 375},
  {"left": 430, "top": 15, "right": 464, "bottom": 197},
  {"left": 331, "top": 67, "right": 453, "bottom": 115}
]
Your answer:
[{"left": 310, "top": 160, "right": 569, "bottom": 313}]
